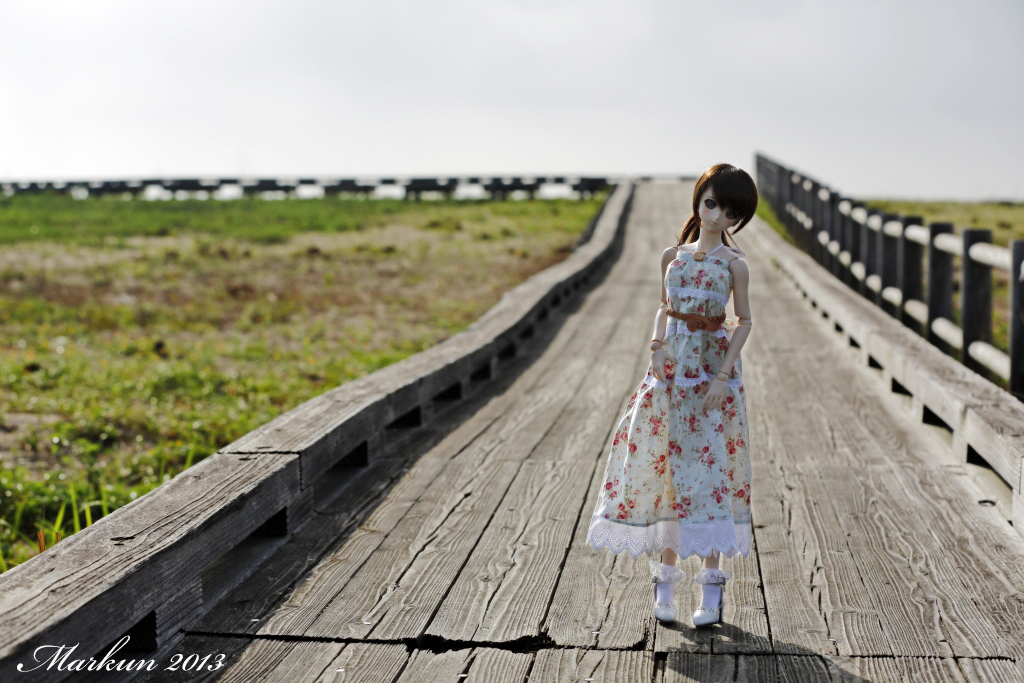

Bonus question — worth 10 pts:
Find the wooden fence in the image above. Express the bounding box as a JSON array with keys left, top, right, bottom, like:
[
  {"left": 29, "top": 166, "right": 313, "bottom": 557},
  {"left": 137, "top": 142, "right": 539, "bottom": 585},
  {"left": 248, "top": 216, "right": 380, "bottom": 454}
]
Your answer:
[
  {"left": 756, "top": 154, "right": 1024, "bottom": 397},
  {"left": 0, "top": 176, "right": 613, "bottom": 199},
  {"left": 0, "top": 183, "right": 635, "bottom": 683}
]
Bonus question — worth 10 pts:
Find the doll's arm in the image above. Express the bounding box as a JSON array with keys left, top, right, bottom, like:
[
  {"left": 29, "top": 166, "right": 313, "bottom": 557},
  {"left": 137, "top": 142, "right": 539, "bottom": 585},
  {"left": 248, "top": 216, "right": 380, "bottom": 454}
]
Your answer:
[
  {"left": 652, "top": 247, "right": 677, "bottom": 344},
  {"left": 717, "top": 258, "right": 753, "bottom": 375}
]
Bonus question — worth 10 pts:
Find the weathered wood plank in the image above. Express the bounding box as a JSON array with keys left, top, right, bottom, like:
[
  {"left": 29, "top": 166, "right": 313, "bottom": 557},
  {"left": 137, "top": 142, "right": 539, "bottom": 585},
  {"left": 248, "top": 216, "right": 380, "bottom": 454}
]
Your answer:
[
  {"left": 134, "top": 635, "right": 252, "bottom": 683},
  {"left": 347, "top": 252, "right": 645, "bottom": 642},
  {"left": 217, "top": 640, "right": 346, "bottom": 683},
  {"left": 196, "top": 316, "right": 577, "bottom": 635},
  {"left": 543, "top": 339, "right": 655, "bottom": 650},
  {"left": 733, "top": 655, "right": 780, "bottom": 683},
  {"left": 465, "top": 649, "right": 534, "bottom": 683},
  {"left": 530, "top": 649, "right": 655, "bottom": 683},
  {"left": 253, "top": 267, "right": 624, "bottom": 638},
  {"left": 662, "top": 652, "right": 736, "bottom": 682},
  {"left": 0, "top": 451, "right": 299, "bottom": 681},
  {"left": 774, "top": 654, "right": 832, "bottom": 683},
  {"left": 313, "top": 643, "right": 409, "bottom": 683},
  {"left": 262, "top": 236, "right": 643, "bottom": 641},
  {"left": 757, "top": 287, "right": 1022, "bottom": 659},
  {"left": 748, "top": 216, "right": 1023, "bottom": 517},
  {"left": 743, "top": 227, "right": 1022, "bottom": 660},
  {"left": 426, "top": 221, "right": 655, "bottom": 642},
  {"left": 958, "top": 658, "right": 1024, "bottom": 683},
  {"left": 544, "top": 183, "right": 690, "bottom": 651},
  {"left": 741, "top": 247, "right": 896, "bottom": 658},
  {"left": 209, "top": 638, "right": 304, "bottom": 683},
  {"left": 394, "top": 648, "right": 475, "bottom": 683}
]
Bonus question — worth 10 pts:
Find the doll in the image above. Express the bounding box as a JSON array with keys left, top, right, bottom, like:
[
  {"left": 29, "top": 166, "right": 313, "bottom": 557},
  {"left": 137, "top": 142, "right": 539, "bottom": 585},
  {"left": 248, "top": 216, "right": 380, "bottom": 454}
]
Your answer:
[{"left": 585, "top": 164, "right": 757, "bottom": 627}]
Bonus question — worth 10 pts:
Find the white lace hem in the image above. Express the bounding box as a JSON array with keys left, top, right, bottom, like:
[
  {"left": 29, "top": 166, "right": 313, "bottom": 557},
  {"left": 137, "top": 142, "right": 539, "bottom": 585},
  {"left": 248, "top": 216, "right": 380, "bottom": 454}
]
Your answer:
[
  {"left": 641, "top": 373, "right": 743, "bottom": 390},
  {"left": 586, "top": 516, "right": 752, "bottom": 559},
  {"left": 667, "top": 286, "right": 729, "bottom": 305}
]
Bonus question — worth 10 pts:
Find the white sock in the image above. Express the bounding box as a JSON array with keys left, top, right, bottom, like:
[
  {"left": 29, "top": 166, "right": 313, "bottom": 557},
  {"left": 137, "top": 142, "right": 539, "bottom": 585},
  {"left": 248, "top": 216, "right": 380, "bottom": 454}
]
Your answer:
[
  {"left": 700, "top": 583, "right": 721, "bottom": 608},
  {"left": 655, "top": 581, "right": 674, "bottom": 604}
]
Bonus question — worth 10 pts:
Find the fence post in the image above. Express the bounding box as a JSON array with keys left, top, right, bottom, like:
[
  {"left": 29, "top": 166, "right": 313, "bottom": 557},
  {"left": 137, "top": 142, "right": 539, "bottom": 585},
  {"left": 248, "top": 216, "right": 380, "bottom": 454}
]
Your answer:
[
  {"left": 928, "top": 222, "right": 955, "bottom": 354},
  {"left": 1011, "top": 240, "right": 1024, "bottom": 397},
  {"left": 879, "top": 213, "right": 901, "bottom": 317},
  {"left": 822, "top": 186, "right": 835, "bottom": 272},
  {"left": 961, "top": 228, "right": 993, "bottom": 374},
  {"left": 809, "top": 179, "right": 822, "bottom": 264},
  {"left": 898, "top": 216, "right": 925, "bottom": 333},
  {"left": 789, "top": 172, "right": 800, "bottom": 245},
  {"left": 849, "top": 202, "right": 865, "bottom": 294},
  {"left": 839, "top": 200, "right": 854, "bottom": 287},
  {"left": 862, "top": 209, "right": 881, "bottom": 301},
  {"left": 804, "top": 178, "right": 816, "bottom": 260},
  {"left": 825, "top": 191, "right": 838, "bottom": 276}
]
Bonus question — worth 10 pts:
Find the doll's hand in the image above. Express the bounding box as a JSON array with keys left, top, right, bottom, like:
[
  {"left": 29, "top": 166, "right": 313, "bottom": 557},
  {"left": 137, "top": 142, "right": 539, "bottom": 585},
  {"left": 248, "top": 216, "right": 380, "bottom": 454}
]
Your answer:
[
  {"left": 650, "top": 348, "right": 670, "bottom": 383},
  {"left": 701, "top": 378, "right": 727, "bottom": 413}
]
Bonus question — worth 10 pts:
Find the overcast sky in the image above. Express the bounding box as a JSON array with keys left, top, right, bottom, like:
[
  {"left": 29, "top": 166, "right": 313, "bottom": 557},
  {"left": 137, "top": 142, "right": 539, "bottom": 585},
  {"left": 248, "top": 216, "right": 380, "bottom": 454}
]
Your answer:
[{"left": 1, "top": 0, "right": 1021, "bottom": 199}]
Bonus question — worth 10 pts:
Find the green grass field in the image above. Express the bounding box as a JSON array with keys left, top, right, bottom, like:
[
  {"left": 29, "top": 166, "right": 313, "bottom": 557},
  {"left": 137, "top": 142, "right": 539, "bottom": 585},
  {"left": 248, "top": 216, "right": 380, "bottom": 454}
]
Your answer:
[
  {"left": 0, "top": 192, "right": 605, "bottom": 571},
  {"left": 864, "top": 199, "right": 1024, "bottom": 247}
]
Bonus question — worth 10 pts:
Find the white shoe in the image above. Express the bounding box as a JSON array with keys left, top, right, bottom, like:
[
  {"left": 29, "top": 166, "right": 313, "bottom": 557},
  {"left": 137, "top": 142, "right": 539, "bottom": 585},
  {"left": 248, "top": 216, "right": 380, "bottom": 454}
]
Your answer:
[
  {"left": 691, "top": 567, "right": 731, "bottom": 627},
  {"left": 649, "top": 560, "right": 686, "bottom": 623}
]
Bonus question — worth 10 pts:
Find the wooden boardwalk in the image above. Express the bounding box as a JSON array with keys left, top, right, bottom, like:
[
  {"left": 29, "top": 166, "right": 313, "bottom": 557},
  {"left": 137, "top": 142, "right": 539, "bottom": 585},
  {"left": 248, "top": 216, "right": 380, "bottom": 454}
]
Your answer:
[{"left": 158, "top": 182, "right": 1024, "bottom": 682}]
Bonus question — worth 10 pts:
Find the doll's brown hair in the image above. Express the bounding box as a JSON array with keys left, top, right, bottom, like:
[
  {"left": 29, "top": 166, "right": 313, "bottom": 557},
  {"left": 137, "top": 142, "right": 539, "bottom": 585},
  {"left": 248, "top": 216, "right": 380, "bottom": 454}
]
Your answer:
[{"left": 677, "top": 163, "right": 758, "bottom": 249}]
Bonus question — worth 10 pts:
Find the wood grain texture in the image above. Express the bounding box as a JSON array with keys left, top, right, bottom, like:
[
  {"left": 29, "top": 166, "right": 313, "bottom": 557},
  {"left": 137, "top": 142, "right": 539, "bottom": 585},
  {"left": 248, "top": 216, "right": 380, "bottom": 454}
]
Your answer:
[
  {"left": 748, "top": 212, "right": 1022, "bottom": 510},
  {"left": 544, "top": 183, "right": 690, "bottom": 651},
  {"left": 0, "top": 451, "right": 299, "bottom": 681},
  {"left": 302, "top": 273, "right": 641, "bottom": 641},
  {"left": 196, "top": 325, "right": 578, "bottom": 635},
  {"left": 662, "top": 652, "right": 737, "bottom": 682},
  {"left": 744, "top": 219, "right": 1024, "bottom": 660},
  {"left": 254, "top": 266, "right": 622, "bottom": 639},
  {"left": 314, "top": 643, "right": 409, "bottom": 683},
  {"left": 393, "top": 648, "right": 475, "bottom": 683},
  {"left": 958, "top": 658, "right": 1024, "bottom": 683},
  {"left": 530, "top": 649, "right": 655, "bottom": 683},
  {"left": 464, "top": 649, "right": 534, "bottom": 683},
  {"left": 425, "top": 196, "right": 657, "bottom": 643},
  {"left": 267, "top": 188, "right": 641, "bottom": 644}
]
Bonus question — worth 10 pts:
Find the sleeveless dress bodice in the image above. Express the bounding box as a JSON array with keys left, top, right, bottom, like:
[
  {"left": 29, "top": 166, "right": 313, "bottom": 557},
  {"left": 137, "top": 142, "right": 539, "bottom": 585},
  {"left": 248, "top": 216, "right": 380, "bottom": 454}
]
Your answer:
[{"left": 661, "top": 243, "right": 743, "bottom": 387}]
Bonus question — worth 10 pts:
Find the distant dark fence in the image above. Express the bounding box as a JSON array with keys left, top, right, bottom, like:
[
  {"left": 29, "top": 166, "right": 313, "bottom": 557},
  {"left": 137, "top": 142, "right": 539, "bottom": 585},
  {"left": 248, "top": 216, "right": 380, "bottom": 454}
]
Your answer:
[
  {"left": 0, "top": 176, "right": 613, "bottom": 200},
  {"left": 756, "top": 154, "right": 1024, "bottom": 397}
]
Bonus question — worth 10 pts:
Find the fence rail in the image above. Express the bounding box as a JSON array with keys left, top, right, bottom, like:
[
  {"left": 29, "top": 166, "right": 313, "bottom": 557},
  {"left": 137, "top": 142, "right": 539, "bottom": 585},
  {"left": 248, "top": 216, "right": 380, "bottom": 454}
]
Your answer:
[{"left": 756, "top": 154, "right": 1024, "bottom": 397}]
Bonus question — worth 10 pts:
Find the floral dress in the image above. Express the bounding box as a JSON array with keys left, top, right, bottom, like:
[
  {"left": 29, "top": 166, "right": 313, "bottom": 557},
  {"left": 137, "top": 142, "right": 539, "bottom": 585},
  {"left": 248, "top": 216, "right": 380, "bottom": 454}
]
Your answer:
[{"left": 585, "top": 242, "right": 752, "bottom": 559}]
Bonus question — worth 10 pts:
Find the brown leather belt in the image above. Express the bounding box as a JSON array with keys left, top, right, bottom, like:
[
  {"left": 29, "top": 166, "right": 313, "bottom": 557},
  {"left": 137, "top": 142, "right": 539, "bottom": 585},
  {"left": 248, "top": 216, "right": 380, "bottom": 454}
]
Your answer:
[{"left": 666, "top": 309, "right": 726, "bottom": 332}]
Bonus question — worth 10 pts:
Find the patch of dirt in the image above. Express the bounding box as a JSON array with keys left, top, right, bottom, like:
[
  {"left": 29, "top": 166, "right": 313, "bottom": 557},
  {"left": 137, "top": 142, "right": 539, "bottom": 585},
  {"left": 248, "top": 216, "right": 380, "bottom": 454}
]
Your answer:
[{"left": 0, "top": 413, "right": 63, "bottom": 469}]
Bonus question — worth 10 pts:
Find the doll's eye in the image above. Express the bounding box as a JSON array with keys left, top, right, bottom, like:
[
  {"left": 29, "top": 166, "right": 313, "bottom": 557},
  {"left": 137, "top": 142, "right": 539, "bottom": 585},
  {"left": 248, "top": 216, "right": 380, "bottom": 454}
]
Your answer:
[
  {"left": 725, "top": 210, "right": 738, "bottom": 220},
  {"left": 704, "top": 198, "right": 716, "bottom": 209}
]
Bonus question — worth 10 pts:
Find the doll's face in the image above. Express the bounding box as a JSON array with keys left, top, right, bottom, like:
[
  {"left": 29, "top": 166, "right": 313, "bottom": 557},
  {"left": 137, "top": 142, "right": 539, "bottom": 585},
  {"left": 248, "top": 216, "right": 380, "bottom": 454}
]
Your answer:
[{"left": 697, "top": 188, "right": 741, "bottom": 233}]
